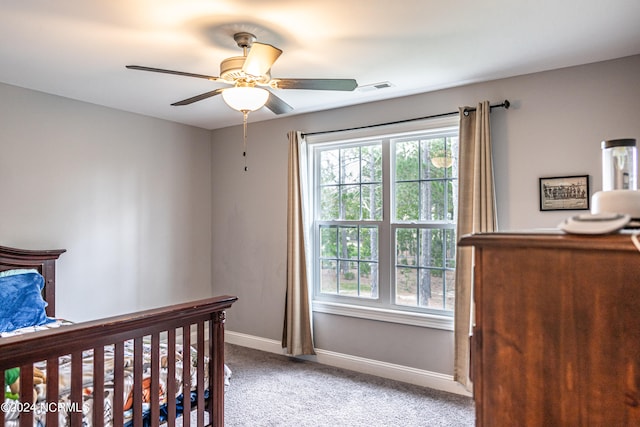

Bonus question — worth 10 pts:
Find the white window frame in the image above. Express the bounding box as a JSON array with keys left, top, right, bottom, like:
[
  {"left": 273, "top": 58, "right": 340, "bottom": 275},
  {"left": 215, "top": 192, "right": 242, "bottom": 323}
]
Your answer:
[{"left": 305, "top": 116, "right": 459, "bottom": 331}]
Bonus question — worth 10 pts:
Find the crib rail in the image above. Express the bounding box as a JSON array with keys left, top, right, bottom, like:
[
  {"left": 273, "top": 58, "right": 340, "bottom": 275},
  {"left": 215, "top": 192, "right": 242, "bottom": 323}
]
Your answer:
[{"left": 0, "top": 295, "right": 237, "bottom": 427}]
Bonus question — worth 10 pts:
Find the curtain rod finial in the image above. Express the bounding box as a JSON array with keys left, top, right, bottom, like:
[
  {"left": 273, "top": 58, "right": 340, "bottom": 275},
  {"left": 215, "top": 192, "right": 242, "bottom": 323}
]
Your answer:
[{"left": 504, "top": 100, "right": 510, "bottom": 109}]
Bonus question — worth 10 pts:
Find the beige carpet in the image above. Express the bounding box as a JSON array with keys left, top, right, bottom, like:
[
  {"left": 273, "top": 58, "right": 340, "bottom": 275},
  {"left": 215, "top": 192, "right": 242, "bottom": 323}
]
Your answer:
[{"left": 223, "top": 343, "right": 474, "bottom": 427}]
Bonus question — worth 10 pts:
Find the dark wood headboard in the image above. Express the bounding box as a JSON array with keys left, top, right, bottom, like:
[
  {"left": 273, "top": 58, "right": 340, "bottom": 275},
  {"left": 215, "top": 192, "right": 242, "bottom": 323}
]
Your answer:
[{"left": 0, "top": 245, "right": 66, "bottom": 317}]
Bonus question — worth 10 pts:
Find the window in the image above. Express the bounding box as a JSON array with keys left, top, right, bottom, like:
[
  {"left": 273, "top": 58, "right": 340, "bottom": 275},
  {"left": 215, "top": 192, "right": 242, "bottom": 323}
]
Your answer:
[{"left": 307, "top": 117, "right": 459, "bottom": 327}]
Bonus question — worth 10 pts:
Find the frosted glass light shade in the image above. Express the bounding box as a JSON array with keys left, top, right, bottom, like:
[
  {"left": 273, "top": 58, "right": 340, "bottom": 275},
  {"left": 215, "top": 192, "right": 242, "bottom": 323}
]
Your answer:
[
  {"left": 430, "top": 156, "right": 453, "bottom": 168},
  {"left": 222, "top": 86, "right": 269, "bottom": 112}
]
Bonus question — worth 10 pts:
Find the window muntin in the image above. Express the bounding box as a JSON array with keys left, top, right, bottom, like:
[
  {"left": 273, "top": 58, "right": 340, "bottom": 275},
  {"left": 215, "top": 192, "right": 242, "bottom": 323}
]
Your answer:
[
  {"left": 318, "top": 144, "right": 382, "bottom": 221},
  {"left": 319, "top": 225, "right": 379, "bottom": 298},
  {"left": 394, "top": 227, "right": 456, "bottom": 311},
  {"left": 316, "top": 142, "right": 382, "bottom": 302},
  {"left": 311, "top": 121, "right": 458, "bottom": 317},
  {"left": 392, "top": 133, "right": 458, "bottom": 312},
  {"left": 394, "top": 135, "right": 457, "bottom": 222}
]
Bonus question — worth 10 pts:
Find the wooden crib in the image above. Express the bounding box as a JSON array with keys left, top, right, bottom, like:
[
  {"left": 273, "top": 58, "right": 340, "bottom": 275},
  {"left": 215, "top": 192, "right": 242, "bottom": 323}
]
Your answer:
[{"left": 0, "top": 245, "right": 237, "bottom": 426}]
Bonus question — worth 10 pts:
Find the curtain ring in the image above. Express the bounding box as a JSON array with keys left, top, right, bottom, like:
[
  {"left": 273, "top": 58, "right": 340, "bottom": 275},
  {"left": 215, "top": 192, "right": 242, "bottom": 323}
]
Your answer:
[{"left": 463, "top": 109, "right": 470, "bottom": 116}]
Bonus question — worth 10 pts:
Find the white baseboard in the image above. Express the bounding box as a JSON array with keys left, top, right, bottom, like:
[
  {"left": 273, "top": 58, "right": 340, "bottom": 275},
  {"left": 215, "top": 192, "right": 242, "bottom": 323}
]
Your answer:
[{"left": 225, "top": 330, "right": 471, "bottom": 397}]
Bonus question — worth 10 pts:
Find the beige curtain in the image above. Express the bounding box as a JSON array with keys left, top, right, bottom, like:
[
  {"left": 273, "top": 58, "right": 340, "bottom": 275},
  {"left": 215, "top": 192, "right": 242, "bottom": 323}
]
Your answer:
[
  {"left": 454, "top": 101, "right": 497, "bottom": 391},
  {"left": 282, "top": 131, "right": 316, "bottom": 356}
]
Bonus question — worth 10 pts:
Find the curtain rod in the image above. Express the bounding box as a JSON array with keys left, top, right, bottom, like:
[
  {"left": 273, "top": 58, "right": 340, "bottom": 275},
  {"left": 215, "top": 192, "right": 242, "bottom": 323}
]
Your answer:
[{"left": 301, "top": 99, "right": 510, "bottom": 138}]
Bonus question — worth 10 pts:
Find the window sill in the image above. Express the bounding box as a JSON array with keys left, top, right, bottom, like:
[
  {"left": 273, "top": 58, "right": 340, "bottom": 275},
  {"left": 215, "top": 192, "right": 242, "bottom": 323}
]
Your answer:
[{"left": 312, "top": 300, "right": 454, "bottom": 331}]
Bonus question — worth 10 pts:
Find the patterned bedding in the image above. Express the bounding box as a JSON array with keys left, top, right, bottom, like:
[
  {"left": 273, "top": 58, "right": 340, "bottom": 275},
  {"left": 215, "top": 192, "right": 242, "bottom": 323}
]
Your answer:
[{"left": 2, "top": 325, "right": 231, "bottom": 427}]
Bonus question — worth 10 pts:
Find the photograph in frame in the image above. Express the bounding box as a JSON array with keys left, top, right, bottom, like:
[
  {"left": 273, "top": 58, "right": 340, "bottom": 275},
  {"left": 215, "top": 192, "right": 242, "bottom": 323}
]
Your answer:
[{"left": 539, "top": 175, "right": 590, "bottom": 211}]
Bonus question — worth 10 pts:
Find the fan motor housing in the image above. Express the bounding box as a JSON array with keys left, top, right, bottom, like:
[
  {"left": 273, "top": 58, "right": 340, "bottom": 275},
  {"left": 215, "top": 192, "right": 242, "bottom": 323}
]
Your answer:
[{"left": 220, "top": 56, "right": 270, "bottom": 83}]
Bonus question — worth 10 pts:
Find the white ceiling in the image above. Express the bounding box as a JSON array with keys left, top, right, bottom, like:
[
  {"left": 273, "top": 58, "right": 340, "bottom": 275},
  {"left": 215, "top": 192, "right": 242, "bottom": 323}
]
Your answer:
[{"left": 2, "top": 1, "right": 639, "bottom": 130}]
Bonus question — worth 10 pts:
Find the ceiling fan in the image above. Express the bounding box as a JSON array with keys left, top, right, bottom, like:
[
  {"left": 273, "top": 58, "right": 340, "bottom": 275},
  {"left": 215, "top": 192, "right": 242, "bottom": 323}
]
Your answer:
[{"left": 126, "top": 32, "right": 359, "bottom": 115}]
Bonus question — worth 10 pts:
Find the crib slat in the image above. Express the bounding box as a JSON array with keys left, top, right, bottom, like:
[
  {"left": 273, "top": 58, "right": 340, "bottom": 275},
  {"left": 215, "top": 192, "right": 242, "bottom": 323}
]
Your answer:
[
  {"left": 113, "top": 341, "right": 125, "bottom": 426},
  {"left": 150, "top": 332, "right": 160, "bottom": 427},
  {"left": 212, "top": 311, "right": 227, "bottom": 427},
  {"left": 19, "top": 364, "right": 34, "bottom": 427},
  {"left": 0, "top": 296, "right": 236, "bottom": 427},
  {"left": 208, "top": 318, "right": 215, "bottom": 424},
  {"left": 69, "top": 351, "right": 83, "bottom": 426},
  {"left": 196, "top": 321, "right": 205, "bottom": 426},
  {"left": 46, "top": 357, "right": 59, "bottom": 427},
  {"left": 93, "top": 346, "right": 105, "bottom": 427},
  {"left": 182, "top": 325, "right": 191, "bottom": 427},
  {"left": 166, "top": 328, "right": 176, "bottom": 427},
  {"left": 133, "top": 336, "right": 143, "bottom": 427}
]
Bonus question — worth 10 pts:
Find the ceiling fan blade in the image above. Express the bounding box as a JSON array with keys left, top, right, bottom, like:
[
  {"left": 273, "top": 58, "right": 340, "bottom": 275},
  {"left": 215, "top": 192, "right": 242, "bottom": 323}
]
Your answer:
[
  {"left": 265, "top": 91, "right": 293, "bottom": 115},
  {"left": 271, "top": 78, "right": 358, "bottom": 91},
  {"left": 126, "top": 65, "right": 220, "bottom": 81},
  {"left": 171, "top": 88, "right": 225, "bottom": 106},
  {"left": 242, "top": 42, "right": 282, "bottom": 77}
]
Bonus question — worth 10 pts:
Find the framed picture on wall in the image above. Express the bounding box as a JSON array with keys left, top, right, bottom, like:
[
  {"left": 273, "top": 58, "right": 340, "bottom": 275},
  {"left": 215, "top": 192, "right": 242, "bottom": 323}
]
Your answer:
[{"left": 539, "top": 175, "right": 590, "bottom": 211}]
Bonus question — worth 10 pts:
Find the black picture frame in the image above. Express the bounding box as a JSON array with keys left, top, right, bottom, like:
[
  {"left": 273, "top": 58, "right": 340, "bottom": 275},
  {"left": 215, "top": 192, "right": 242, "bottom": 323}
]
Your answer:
[{"left": 539, "top": 175, "right": 590, "bottom": 211}]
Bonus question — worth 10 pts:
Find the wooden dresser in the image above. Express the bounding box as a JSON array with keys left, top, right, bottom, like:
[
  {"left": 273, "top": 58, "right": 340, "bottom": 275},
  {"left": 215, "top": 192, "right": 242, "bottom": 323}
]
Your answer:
[{"left": 459, "top": 231, "right": 640, "bottom": 426}]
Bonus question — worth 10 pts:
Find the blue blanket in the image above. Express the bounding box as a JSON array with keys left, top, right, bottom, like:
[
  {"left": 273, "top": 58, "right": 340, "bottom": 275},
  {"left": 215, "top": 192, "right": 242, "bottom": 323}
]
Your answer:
[{"left": 0, "top": 271, "right": 54, "bottom": 333}]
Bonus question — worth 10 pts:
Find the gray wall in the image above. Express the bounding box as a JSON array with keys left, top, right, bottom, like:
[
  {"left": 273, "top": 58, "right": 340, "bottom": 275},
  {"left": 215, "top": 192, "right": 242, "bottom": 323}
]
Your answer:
[
  {"left": 0, "top": 83, "right": 213, "bottom": 322},
  {"left": 211, "top": 55, "right": 640, "bottom": 375},
  {"left": 1, "top": 55, "right": 638, "bottom": 376}
]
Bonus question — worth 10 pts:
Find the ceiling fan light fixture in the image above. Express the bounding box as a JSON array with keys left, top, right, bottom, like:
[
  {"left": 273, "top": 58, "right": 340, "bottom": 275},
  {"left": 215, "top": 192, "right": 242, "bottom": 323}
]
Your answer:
[{"left": 222, "top": 86, "right": 269, "bottom": 112}]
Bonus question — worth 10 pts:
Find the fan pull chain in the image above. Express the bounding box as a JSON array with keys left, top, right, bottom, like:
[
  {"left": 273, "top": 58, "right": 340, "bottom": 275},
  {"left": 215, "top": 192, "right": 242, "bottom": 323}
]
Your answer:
[{"left": 242, "top": 110, "right": 249, "bottom": 171}]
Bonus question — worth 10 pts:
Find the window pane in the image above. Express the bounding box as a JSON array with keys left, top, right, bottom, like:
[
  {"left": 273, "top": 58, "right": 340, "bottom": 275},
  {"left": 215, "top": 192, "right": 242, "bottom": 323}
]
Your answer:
[
  {"left": 319, "top": 226, "right": 337, "bottom": 258},
  {"left": 342, "top": 184, "right": 361, "bottom": 220},
  {"left": 444, "top": 269, "right": 455, "bottom": 311},
  {"left": 445, "top": 229, "right": 457, "bottom": 268},
  {"left": 446, "top": 137, "right": 458, "bottom": 179},
  {"left": 419, "top": 268, "right": 440, "bottom": 308},
  {"left": 320, "top": 260, "right": 338, "bottom": 294},
  {"left": 340, "top": 147, "right": 360, "bottom": 184},
  {"left": 396, "top": 228, "right": 417, "bottom": 266},
  {"left": 418, "top": 269, "right": 456, "bottom": 310},
  {"left": 397, "top": 267, "right": 444, "bottom": 308},
  {"left": 361, "top": 144, "right": 382, "bottom": 183},
  {"left": 396, "top": 267, "right": 417, "bottom": 306},
  {"left": 396, "top": 229, "right": 454, "bottom": 309},
  {"left": 338, "top": 260, "right": 358, "bottom": 295},
  {"left": 320, "top": 150, "right": 339, "bottom": 185},
  {"left": 359, "top": 226, "right": 378, "bottom": 261},
  {"left": 320, "top": 225, "right": 379, "bottom": 300},
  {"left": 362, "top": 183, "right": 382, "bottom": 220},
  {"left": 320, "top": 185, "right": 339, "bottom": 220},
  {"left": 422, "top": 138, "right": 449, "bottom": 179},
  {"left": 338, "top": 226, "right": 359, "bottom": 260},
  {"left": 419, "top": 228, "right": 443, "bottom": 267},
  {"left": 395, "top": 140, "right": 419, "bottom": 181},
  {"left": 360, "top": 261, "right": 378, "bottom": 299},
  {"left": 421, "top": 181, "right": 446, "bottom": 221},
  {"left": 447, "top": 180, "right": 455, "bottom": 221},
  {"left": 395, "top": 182, "right": 419, "bottom": 220}
]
